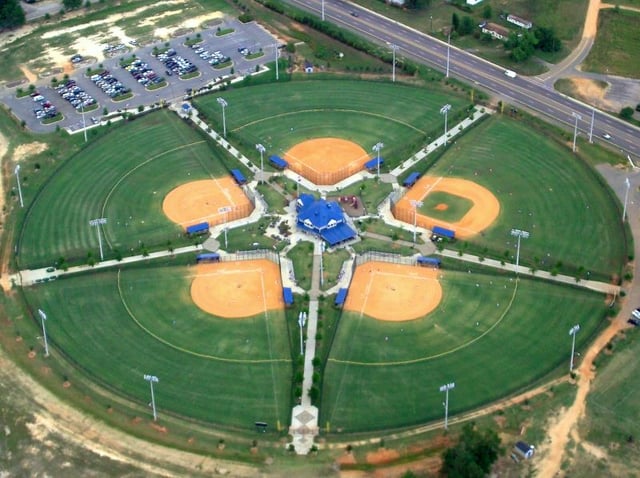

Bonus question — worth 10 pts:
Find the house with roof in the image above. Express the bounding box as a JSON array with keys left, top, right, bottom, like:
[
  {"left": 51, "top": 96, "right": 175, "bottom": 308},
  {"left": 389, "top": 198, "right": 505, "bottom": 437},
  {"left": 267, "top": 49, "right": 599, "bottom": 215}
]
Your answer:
[
  {"left": 466, "top": 0, "right": 483, "bottom": 5},
  {"left": 482, "top": 22, "right": 510, "bottom": 41},
  {"left": 296, "top": 194, "right": 357, "bottom": 246},
  {"left": 507, "top": 14, "right": 533, "bottom": 29},
  {"left": 513, "top": 441, "right": 535, "bottom": 460}
]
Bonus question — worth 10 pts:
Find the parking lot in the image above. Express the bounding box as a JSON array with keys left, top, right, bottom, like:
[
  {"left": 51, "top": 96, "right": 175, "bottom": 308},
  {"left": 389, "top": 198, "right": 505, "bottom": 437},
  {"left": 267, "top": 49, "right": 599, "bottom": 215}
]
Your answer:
[{"left": 1, "top": 19, "right": 278, "bottom": 133}]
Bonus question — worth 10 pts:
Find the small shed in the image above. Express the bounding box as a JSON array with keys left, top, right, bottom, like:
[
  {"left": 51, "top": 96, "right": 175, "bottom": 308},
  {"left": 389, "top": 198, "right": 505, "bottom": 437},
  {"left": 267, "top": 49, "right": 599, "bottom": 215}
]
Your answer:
[
  {"left": 514, "top": 441, "right": 535, "bottom": 459},
  {"left": 283, "top": 287, "right": 294, "bottom": 306},
  {"left": 403, "top": 172, "right": 421, "bottom": 188},
  {"left": 230, "top": 169, "right": 247, "bottom": 185}
]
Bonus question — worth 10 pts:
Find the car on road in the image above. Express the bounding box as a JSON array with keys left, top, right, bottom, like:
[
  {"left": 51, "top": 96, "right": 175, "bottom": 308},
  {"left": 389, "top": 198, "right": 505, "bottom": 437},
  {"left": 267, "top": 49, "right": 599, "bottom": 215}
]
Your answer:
[
  {"left": 350, "top": 11, "right": 359, "bottom": 16},
  {"left": 602, "top": 132, "right": 612, "bottom": 140}
]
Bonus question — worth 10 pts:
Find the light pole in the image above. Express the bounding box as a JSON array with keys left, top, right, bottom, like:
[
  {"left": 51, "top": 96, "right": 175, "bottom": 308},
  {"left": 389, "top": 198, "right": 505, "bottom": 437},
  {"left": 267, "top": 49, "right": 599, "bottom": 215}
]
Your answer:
[
  {"left": 410, "top": 199, "right": 423, "bottom": 244},
  {"left": 217, "top": 97, "right": 228, "bottom": 138},
  {"left": 14, "top": 164, "right": 24, "bottom": 208},
  {"left": 219, "top": 206, "right": 232, "bottom": 248},
  {"left": 321, "top": 0, "right": 325, "bottom": 21},
  {"left": 89, "top": 217, "right": 108, "bottom": 261},
  {"left": 274, "top": 42, "right": 279, "bottom": 80},
  {"left": 387, "top": 43, "right": 399, "bottom": 82},
  {"left": 572, "top": 112, "right": 582, "bottom": 153},
  {"left": 510, "top": 228, "right": 530, "bottom": 274},
  {"left": 298, "top": 311, "right": 307, "bottom": 355},
  {"left": 446, "top": 31, "right": 451, "bottom": 78},
  {"left": 588, "top": 107, "right": 595, "bottom": 143},
  {"left": 439, "top": 382, "right": 455, "bottom": 430},
  {"left": 372, "top": 142, "right": 384, "bottom": 177},
  {"left": 80, "top": 102, "right": 88, "bottom": 143},
  {"left": 430, "top": 15, "right": 433, "bottom": 33},
  {"left": 37, "top": 309, "right": 49, "bottom": 357},
  {"left": 256, "top": 143, "right": 266, "bottom": 183},
  {"left": 319, "top": 241, "right": 325, "bottom": 287},
  {"left": 144, "top": 374, "right": 159, "bottom": 421},
  {"left": 622, "top": 177, "right": 631, "bottom": 222},
  {"left": 440, "top": 104, "right": 451, "bottom": 147},
  {"left": 569, "top": 325, "right": 580, "bottom": 372}
]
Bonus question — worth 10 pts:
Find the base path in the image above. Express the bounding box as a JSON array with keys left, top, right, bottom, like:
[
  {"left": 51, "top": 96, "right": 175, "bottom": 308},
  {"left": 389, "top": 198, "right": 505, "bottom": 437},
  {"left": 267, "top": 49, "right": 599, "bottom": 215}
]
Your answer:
[
  {"left": 190, "top": 259, "right": 283, "bottom": 318},
  {"left": 345, "top": 262, "right": 442, "bottom": 321},
  {"left": 394, "top": 176, "right": 500, "bottom": 239},
  {"left": 162, "top": 177, "right": 253, "bottom": 228}
]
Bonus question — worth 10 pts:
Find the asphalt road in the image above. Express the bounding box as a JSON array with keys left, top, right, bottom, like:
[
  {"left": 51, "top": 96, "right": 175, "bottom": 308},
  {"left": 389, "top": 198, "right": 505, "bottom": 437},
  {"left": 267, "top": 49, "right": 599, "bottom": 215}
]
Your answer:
[{"left": 286, "top": 0, "right": 640, "bottom": 159}]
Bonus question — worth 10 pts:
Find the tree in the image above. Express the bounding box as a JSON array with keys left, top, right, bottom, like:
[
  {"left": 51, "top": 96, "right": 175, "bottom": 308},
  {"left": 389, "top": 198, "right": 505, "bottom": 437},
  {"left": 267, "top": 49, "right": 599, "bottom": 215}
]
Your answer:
[
  {"left": 459, "top": 16, "right": 475, "bottom": 36},
  {"left": 482, "top": 5, "right": 492, "bottom": 19},
  {"left": 63, "top": 0, "right": 82, "bottom": 10},
  {"left": 620, "top": 106, "right": 634, "bottom": 119},
  {"left": 441, "top": 423, "right": 502, "bottom": 477},
  {"left": 0, "top": 0, "right": 25, "bottom": 30},
  {"left": 534, "top": 26, "right": 562, "bottom": 52},
  {"left": 506, "top": 31, "right": 538, "bottom": 62},
  {"left": 452, "top": 13, "right": 460, "bottom": 33}
]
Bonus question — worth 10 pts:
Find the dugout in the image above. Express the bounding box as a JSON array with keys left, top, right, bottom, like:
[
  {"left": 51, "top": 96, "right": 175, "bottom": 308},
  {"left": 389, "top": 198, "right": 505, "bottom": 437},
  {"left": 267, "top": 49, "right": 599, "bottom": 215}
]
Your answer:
[
  {"left": 231, "top": 169, "right": 247, "bottom": 185},
  {"left": 269, "top": 155, "right": 288, "bottom": 170},
  {"left": 196, "top": 253, "right": 220, "bottom": 263},
  {"left": 403, "top": 172, "right": 421, "bottom": 188},
  {"left": 432, "top": 226, "right": 455, "bottom": 240},
  {"left": 335, "top": 288, "right": 348, "bottom": 307},
  {"left": 417, "top": 256, "right": 441, "bottom": 268},
  {"left": 186, "top": 222, "right": 209, "bottom": 235},
  {"left": 364, "top": 157, "right": 384, "bottom": 171},
  {"left": 283, "top": 287, "right": 294, "bottom": 306}
]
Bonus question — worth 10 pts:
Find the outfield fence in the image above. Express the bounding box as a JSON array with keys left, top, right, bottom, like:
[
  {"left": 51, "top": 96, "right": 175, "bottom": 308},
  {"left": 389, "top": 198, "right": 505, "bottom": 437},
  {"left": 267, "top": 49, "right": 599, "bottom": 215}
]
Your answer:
[
  {"left": 355, "top": 250, "right": 417, "bottom": 266},
  {"left": 222, "top": 249, "right": 280, "bottom": 265}
]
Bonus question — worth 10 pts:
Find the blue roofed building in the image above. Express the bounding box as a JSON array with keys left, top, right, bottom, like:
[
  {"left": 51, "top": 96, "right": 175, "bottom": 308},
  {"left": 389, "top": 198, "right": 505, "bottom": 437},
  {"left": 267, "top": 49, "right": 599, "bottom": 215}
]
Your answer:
[{"left": 296, "top": 194, "right": 357, "bottom": 246}]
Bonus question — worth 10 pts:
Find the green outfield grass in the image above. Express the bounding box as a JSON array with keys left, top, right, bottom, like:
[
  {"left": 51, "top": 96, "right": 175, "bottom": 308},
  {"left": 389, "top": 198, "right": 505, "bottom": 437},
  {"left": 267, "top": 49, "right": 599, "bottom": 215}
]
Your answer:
[
  {"left": 322, "top": 271, "right": 608, "bottom": 432},
  {"left": 428, "top": 116, "right": 626, "bottom": 277},
  {"left": 194, "top": 80, "right": 468, "bottom": 172},
  {"left": 419, "top": 191, "right": 473, "bottom": 223},
  {"left": 18, "top": 111, "right": 235, "bottom": 269},
  {"left": 23, "top": 265, "right": 292, "bottom": 429}
]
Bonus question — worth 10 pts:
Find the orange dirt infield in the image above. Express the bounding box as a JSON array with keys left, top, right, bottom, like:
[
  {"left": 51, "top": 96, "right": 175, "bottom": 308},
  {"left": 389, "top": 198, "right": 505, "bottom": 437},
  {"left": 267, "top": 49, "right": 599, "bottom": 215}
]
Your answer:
[
  {"left": 344, "top": 262, "right": 442, "bottom": 321},
  {"left": 162, "top": 178, "right": 253, "bottom": 229},
  {"left": 190, "top": 260, "right": 283, "bottom": 318},
  {"left": 394, "top": 176, "right": 500, "bottom": 239},
  {"left": 284, "top": 138, "right": 369, "bottom": 185}
]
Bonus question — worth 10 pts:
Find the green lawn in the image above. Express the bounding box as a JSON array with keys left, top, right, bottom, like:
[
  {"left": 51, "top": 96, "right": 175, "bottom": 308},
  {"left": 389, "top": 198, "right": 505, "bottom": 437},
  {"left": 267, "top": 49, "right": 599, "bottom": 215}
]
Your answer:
[
  {"left": 322, "top": 271, "right": 607, "bottom": 432},
  {"left": 289, "top": 241, "right": 314, "bottom": 290},
  {"left": 18, "top": 111, "right": 236, "bottom": 269},
  {"left": 427, "top": 116, "right": 627, "bottom": 277},
  {"left": 321, "top": 248, "right": 351, "bottom": 291},
  {"left": 583, "top": 9, "right": 640, "bottom": 78},
  {"left": 194, "top": 80, "right": 467, "bottom": 172},
  {"left": 23, "top": 266, "right": 292, "bottom": 429},
  {"left": 419, "top": 191, "right": 473, "bottom": 223}
]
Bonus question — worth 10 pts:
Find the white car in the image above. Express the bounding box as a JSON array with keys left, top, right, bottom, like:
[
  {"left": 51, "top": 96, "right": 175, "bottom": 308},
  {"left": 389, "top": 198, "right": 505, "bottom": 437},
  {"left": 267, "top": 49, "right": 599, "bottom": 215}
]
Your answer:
[
  {"left": 632, "top": 308, "right": 640, "bottom": 320},
  {"left": 602, "top": 132, "right": 612, "bottom": 140}
]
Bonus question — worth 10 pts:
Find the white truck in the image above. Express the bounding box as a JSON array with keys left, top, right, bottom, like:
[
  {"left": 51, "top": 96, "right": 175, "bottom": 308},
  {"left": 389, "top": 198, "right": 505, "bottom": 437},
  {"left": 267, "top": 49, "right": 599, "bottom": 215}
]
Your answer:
[{"left": 504, "top": 69, "right": 517, "bottom": 78}]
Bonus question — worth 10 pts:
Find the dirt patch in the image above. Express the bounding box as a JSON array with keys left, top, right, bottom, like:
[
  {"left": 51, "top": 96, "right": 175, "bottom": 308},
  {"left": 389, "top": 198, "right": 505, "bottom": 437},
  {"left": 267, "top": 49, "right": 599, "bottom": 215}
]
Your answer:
[
  {"left": 567, "top": 77, "right": 612, "bottom": 109},
  {"left": 285, "top": 138, "right": 369, "bottom": 185},
  {"left": 162, "top": 178, "right": 253, "bottom": 229},
  {"left": 0, "top": 130, "right": 8, "bottom": 216},
  {"left": 345, "top": 262, "right": 442, "bottom": 321},
  {"left": 18, "top": 65, "right": 37, "bottom": 83},
  {"left": 366, "top": 448, "right": 400, "bottom": 464},
  {"left": 394, "top": 176, "right": 500, "bottom": 239},
  {"left": 435, "top": 203, "right": 448, "bottom": 211},
  {"left": 12, "top": 142, "right": 48, "bottom": 163},
  {"left": 190, "top": 259, "right": 284, "bottom": 318}
]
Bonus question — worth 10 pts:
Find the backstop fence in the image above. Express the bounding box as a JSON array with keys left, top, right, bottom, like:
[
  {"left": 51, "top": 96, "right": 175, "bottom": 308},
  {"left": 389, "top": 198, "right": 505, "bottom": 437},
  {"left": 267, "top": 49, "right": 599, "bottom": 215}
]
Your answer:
[
  {"left": 355, "top": 250, "right": 417, "bottom": 267},
  {"left": 221, "top": 249, "right": 280, "bottom": 265},
  {"left": 288, "top": 162, "right": 364, "bottom": 186}
]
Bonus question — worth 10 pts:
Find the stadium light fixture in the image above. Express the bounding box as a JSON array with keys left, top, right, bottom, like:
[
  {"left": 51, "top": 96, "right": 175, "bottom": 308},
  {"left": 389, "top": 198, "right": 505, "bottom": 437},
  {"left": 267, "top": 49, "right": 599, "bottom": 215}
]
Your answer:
[
  {"left": 439, "top": 382, "right": 455, "bottom": 430},
  {"left": 217, "top": 97, "right": 228, "bottom": 138},
  {"left": 274, "top": 42, "right": 279, "bottom": 81},
  {"left": 410, "top": 199, "right": 423, "bottom": 244},
  {"left": 144, "top": 374, "right": 159, "bottom": 421},
  {"left": 372, "top": 142, "right": 384, "bottom": 177},
  {"left": 623, "top": 177, "right": 631, "bottom": 222},
  {"left": 219, "top": 206, "right": 232, "bottom": 248},
  {"left": 510, "top": 228, "right": 529, "bottom": 274},
  {"left": 572, "top": 111, "right": 582, "bottom": 153},
  {"left": 89, "top": 217, "right": 108, "bottom": 261},
  {"left": 298, "top": 311, "right": 307, "bottom": 355},
  {"left": 321, "top": 0, "right": 325, "bottom": 21},
  {"left": 14, "top": 164, "right": 24, "bottom": 208},
  {"left": 387, "top": 43, "right": 399, "bottom": 82},
  {"left": 256, "top": 143, "right": 266, "bottom": 183},
  {"left": 81, "top": 102, "right": 87, "bottom": 143},
  {"left": 37, "top": 309, "right": 49, "bottom": 357},
  {"left": 440, "top": 104, "right": 451, "bottom": 148},
  {"left": 569, "top": 325, "right": 580, "bottom": 372}
]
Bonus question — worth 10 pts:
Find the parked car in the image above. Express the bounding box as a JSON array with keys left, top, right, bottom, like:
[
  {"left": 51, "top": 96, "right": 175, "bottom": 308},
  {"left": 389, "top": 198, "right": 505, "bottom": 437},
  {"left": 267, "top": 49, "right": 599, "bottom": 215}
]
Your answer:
[
  {"left": 628, "top": 318, "right": 639, "bottom": 327},
  {"left": 632, "top": 308, "right": 640, "bottom": 320}
]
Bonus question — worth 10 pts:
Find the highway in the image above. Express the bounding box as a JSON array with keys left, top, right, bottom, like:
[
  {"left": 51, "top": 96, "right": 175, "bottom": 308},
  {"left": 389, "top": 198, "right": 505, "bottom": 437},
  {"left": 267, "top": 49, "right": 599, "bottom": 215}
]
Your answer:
[{"left": 284, "top": 0, "right": 640, "bottom": 159}]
